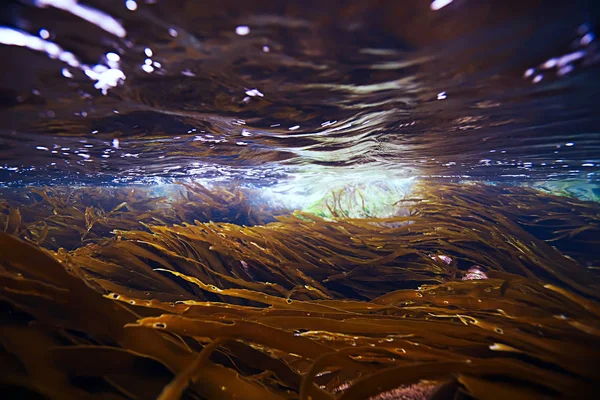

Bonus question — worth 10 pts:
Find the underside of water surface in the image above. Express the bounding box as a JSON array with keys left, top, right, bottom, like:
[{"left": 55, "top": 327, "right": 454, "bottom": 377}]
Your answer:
[{"left": 1, "top": 1, "right": 600, "bottom": 399}]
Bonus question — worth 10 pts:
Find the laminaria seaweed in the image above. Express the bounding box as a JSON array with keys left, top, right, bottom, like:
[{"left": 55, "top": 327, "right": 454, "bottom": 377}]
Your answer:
[{"left": 1, "top": 182, "right": 599, "bottom": 399}]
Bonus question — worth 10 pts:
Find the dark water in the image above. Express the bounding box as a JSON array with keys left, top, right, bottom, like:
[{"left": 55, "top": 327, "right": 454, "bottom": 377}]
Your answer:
[
  {"left": 1, "top": 1, "right": 600, "bottom": 399},
  {"left": 0, "top": 0, "right": 599, "bottom": 194}
]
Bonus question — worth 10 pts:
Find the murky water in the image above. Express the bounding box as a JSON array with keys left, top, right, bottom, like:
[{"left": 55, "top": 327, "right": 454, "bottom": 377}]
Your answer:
[{"left": 1, "top": 1, "right": 600, "bottom": 399}]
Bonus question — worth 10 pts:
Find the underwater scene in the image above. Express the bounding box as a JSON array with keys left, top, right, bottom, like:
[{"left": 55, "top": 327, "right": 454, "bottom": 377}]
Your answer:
[{"left": 1, "top": 1, "right": 600, "bottom": 399}]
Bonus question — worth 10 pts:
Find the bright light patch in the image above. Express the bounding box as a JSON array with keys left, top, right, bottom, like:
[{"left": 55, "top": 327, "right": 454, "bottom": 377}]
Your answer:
[
  {"left": 106, "top": 52, "right": 120, "bottom": 62},
  {"left": 259, "top": 166, "right": 417, "bottom": 218},
  {"left": 430, "top": 0, "right": 454, "bottom": 11},
  {"left": 581, "top": 32, "right": 595, "bottom": 46},
  {"left": 0, "top": 27, "right": 127, "bottom": 94},
  {"left": 39, "top": 28, "right": 50, "bottom": 39},
  {"left": 87, "top": 67, "right": 125, "bottom": 94},
  {"left": 235, "top": 25, "right": 250, "bottom": 36},
  {"left": 125, "top": 0, "right": 138, "bottom": 11},
  {"left": 0, "top": 27, "right": 81, "bottom": 67},
  {"left": 557, "top": 65, "right": 574, "bottom": 76},
  {"left": 542, "top": 58, "right": 557, "bottom": 69},
  {"left": 557, "top": 51, "right": 585, "bottom": 68},
  {"left": 245, "top": 88, "right": 264, "bottom": 97},
  {"left": 35, "top": 0, "right": 126, "bottom": 38}
]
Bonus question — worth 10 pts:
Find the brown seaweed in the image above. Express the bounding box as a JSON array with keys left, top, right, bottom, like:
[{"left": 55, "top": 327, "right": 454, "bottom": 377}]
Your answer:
[
  {"left": 1, "top": 182, "right": 600, "bottom": 399},
  {"left": 0, "top": 183, "right": 283, "bottom": 251}
]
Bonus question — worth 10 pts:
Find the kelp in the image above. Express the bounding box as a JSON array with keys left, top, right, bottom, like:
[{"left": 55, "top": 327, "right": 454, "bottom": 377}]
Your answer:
[
  {"left": 1, "top": 182, "right": 600, "bottom": 399},
  {"left": 0, "top": 183, "right": 282, "bottom": 250}
]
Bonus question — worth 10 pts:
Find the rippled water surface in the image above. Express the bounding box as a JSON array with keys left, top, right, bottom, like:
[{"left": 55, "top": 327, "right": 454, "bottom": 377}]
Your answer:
[{"left": 0, "top": 0, "right": 599, "bottom": 195}]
